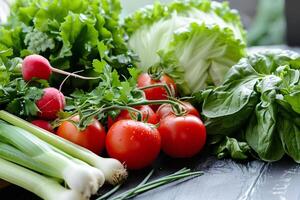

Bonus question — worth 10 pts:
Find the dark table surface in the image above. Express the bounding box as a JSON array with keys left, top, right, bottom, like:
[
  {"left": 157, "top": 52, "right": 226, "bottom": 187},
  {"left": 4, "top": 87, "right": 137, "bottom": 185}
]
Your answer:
[{"left": 2, "top": 152, "right": 300, "bottom": 200}]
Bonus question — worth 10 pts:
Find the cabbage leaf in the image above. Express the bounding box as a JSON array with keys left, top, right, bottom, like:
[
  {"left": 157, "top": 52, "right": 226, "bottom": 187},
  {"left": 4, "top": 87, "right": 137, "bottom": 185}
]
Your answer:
[{"left": 125, "top": 0, "right": 246, "bottom": 94}]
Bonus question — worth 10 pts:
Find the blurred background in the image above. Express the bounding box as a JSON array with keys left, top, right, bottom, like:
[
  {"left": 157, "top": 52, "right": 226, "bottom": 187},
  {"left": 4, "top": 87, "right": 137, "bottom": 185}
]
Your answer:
[{"left": 0, "top": 0, "right": 288, "bottom": 47}]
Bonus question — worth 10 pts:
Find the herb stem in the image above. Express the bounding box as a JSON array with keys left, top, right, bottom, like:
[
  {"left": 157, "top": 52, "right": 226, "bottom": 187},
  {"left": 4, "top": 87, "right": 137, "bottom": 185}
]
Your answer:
[
  {"left": 97, "top": 184, "right": 123, "bottom": 200},
  {"left": 78, "top": 105, "right": 143, "bottom": 128},
  {"left": 127, "top": 99, "right": 182, "bottom": 114},
  {"left": 105, "top": 168, "right": 203, "bottom": 200}
]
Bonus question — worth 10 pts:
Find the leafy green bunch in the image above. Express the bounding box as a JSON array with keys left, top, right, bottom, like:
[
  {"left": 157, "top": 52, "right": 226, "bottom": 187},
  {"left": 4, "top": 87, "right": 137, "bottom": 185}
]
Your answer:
[
  {"left": 199, "top": 49, "right": 300, "bottom": 162},
  {"left": 62, "top": 61, "right": 142, "bottom": 127},
  {"left": 0, "top": 0, "right": 136, "bottom": 91}
]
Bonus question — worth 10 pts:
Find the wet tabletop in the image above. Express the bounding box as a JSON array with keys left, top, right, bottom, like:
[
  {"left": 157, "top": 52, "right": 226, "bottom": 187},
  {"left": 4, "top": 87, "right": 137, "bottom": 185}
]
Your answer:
[{"left": 1, "top": 153, "right": 300, "bottom": 200}]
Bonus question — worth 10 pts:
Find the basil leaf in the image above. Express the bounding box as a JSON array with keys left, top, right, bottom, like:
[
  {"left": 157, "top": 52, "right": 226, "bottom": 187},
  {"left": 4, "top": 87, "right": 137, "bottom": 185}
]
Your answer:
[
  {"left": 203, "top": 77, "right": 259, "bottom": 135},
  {"left": 278, "top": 118, "right": 300, "bottom": 163},
  {"left": 212, "top": 136, "right": 251, "bottom": 160},
  {"left": 285, "top": 91, "right": 300, "bottom": 114}
]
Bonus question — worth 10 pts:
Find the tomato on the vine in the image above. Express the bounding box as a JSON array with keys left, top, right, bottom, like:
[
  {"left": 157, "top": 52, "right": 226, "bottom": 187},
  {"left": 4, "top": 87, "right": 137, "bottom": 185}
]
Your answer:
[
  {"left": 107, "top": 105, "right": 158, "bottom": 128},
  {"left": 137, "top": 73, "right": 177, "bottom": 111},
  {"left": 156, "top": 102, "right": 200, "bottom": 120},
  {"left": 106, "top": 120, "right": 161, "bottom": 170},
  {"left": 57, "top": 116, "right": 106, "bottom": 154},
  {"left": 158, "top": 115, "right": 206, "bottom": 158}
]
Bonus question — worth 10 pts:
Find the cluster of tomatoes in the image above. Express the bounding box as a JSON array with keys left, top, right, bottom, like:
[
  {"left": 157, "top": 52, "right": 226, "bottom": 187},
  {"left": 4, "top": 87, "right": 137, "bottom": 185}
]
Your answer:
[{"left": 46, "top": 73, "right": 207, "bottom": 170}]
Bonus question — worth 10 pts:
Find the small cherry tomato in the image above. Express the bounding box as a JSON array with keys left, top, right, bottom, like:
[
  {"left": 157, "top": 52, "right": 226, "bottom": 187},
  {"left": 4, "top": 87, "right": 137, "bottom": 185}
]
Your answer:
[
  {"left": 107, "top": 105, "right": 158, "bottom": 128},
  {"left": 57, "top": 116, "right": 106, "bottom": 154},
  {"left": 137, "top": 73, "right": 177, "bottom": 111},
  {"left": 156, "top": 102, "right": 200, "bottom": 120},
  {"left": 158, "top": 115, "right": 206, "bottom": 158},
  {"left": 106, "top": 120, "right": 161, "bottom": 170}
]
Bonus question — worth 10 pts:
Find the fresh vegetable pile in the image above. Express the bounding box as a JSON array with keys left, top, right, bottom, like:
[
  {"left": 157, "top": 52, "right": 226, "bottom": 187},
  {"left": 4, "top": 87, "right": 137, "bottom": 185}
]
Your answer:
[
  {"left": 3, "top": 0, "right": 300, "bottom": 199},
  {"left": 0, "top": 52, "right": 207, "bottom": 199},
  {"left": 0, "top": 0, "right": 210, "bottom": 198},
  {"left": 199, "top": 49, "right": 300, "bottom": 162}
]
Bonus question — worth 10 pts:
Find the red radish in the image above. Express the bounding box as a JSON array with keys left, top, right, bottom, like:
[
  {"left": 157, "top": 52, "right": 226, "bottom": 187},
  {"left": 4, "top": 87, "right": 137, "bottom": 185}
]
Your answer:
[
  {"left": 22, "top": 54, "right": 100, "bottom": 81},
  {"left": 31, "top": 120, "right": 54, "bottom": 133},
  {"left": 36, "top": 87, "right": 65, "bottom": 120},
  {"left": 22, "top": 55, "right": 52, "bottom": 81}
]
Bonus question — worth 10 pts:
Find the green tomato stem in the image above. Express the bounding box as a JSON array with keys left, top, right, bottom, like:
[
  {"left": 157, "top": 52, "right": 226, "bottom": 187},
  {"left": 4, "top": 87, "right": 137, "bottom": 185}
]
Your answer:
[
  {"left": 78, "top": 105, "right": 143, "bottom": 128},
  {"left": 127, "top": 99, "right": 182, "bottom": 114}
]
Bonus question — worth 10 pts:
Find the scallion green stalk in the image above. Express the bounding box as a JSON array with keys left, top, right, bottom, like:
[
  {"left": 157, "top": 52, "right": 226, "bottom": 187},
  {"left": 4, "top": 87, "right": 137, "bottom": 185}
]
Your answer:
[
  {"left": 0, "top": 142, "right": 61, "bottom": 179},
  {"left": 0, "top": 110, "right": 127, "bottom": 185},
  {"left": 0, "top": 121, "right": 104, "bottom": 198},
  {"left": 0, "top": 157, "right": 85, "bottom": 200}
]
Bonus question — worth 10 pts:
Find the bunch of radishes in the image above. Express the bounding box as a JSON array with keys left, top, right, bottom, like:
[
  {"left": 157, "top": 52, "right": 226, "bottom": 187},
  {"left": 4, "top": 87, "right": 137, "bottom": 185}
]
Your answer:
[
  {"left": 22, "top": 55, "right": 71, "bottom": 132},
  {"left": 23, "top": 54, "right": 107, "bottom": 157}
]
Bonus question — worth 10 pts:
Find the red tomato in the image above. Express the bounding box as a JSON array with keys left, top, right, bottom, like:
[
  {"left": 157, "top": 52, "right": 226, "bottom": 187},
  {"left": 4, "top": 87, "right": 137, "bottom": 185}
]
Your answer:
[
  {"left": 156, "top": 102, "right": 200, "bottom": 120},
  {"left": 57, "top": 116, "right": 106, "bottom": 154},
  {"left": 137, "top": 73, "right": 177, "bottom": 111},
  {"left": 107, "top": 105, "right": 159, "bottom": 128},
  {"left": 158, "top": 115, "right": 206, "bottom": 158},
  {"left": 106, "top": 120, "right": 161, "bottom": 170},
  {"left": 31, "top": 120, "right": 54, "bottom": 133}
]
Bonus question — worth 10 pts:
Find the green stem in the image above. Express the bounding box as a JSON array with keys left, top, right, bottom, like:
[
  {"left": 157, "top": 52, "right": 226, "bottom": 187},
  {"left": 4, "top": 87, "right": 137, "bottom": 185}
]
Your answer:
[
  {"left": 134, "top": 172, "right": 203, "bottom": 194},
  {"left": 128, "top": 100, "right": 182, "bottom": 114},
  {"left": 137, "top": 169, "right": 154, "bottom": 187},
  {"left": 108, "top": 168, "right": 203, "bottom": 200},
  {"left": 115, "top": 169, "right": 155, "bottom": 199},
  {"left": 97, "top": 184, "right": 122, "bottom": 200},
  {"left": 78, "top": 105, "right": 143, "bottom": 128}
]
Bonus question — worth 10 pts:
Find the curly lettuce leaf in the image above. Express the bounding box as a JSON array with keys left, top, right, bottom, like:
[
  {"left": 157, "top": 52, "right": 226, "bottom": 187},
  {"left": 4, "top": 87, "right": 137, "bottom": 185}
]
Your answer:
[{"left": 1, "top": 0, "right": 136, "bottom": 91}]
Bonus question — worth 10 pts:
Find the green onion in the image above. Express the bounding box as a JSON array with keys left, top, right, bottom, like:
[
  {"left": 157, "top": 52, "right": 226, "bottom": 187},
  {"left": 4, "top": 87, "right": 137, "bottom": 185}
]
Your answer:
[
  {"left": 0, "top": 158, "right": 85, "bottom": 200},
  {"left": 0, "top": 110, "right": 127, "bottom": 185},
  {"left": 0, "top": 121, "right": 104, "bottom": 198},
  {"left": 0, "top": 142, "right": 60, "bottom": 179}
]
